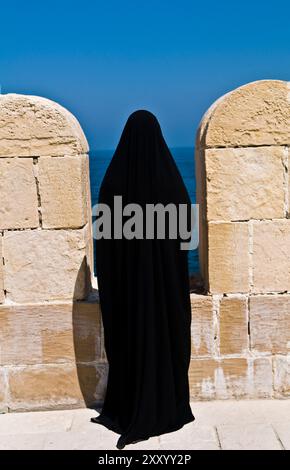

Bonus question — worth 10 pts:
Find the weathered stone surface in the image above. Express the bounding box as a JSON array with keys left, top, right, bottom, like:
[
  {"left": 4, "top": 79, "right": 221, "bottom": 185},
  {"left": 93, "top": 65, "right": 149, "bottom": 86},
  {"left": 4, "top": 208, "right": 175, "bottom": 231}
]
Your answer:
[
  {"left": 0, "top": 368, "right": 7, "bottom": 405},
  {"left": 273, "top": 422, "right": 290, "bottom": 450},
  {"left": 8, "top": 363, "right": 108, "bottom": 411},
  {"left": 252, "top": 357, "right": 273, "bottom": 398},
  {"left": 189, "top": 357, "right": 272, "bottom": 400},
  {"left": 0, "top": 94, "right": 88, "bottom": 157},
  {"left": 190, "top": 294, "right": 214, "bottom": 356},
  {"left": 0, "top": 238, "right": 4, "bottom": 304},
  {"left": 43, "top": 429, "right": 116, "bottom": 451},
  {"left": 250, "top": 295, "right": 290, "bottom": 354},
  {"left": 159, "top": 423, "right": 219, "bottom": 450},
  {"left": 208, "top": 222, "right": 249, "bottom": 293},
  {"left": 72, "top": 300, "right": 102, "bottom": 364},
  {"left": 0, "top": 301, "right": 101, "bottom": 366},
  {"left": 0, "top": 158, "right": 39, "bottom": 229},
  {"left": 273, "top": 356, "right": 290, "bottom": 397},
  {"left": 253, "top": 220, "right": 290, "bottom": 293},
  {"left": 3, "top": 227, "right": 91, "bottom": 303},
  {"left": 205, "top": 147, "right": 285, "bottom": 221},
  {"left": 192, "top": 398, "right": 290, "bottom": 426},
  {"left": 189, "top": 358, "right": 217, "bottom": 399},
  {"left": 219, "top": 296, "right": 248, "bottom": 355},
  {"left": 38, "top": 155, "right": 88, "bottom": 229},
  {"left": 198, "top": 80, "right": 290, "bottom": 148},
  {"left": 0, "top": 409, "right": 74, "bottom": 435},
  {"left": 217, "top": 423, "right": 281, "bottom": 450},
  {"left": 0, "top": 434, "right": 46, "bottom": 450}
]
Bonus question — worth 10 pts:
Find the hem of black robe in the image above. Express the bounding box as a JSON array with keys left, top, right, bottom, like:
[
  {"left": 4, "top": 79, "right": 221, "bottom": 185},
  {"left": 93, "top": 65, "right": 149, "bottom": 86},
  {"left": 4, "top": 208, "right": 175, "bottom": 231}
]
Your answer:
[{"left": 91, "top": 411, "right": 195, "bottom": 449}]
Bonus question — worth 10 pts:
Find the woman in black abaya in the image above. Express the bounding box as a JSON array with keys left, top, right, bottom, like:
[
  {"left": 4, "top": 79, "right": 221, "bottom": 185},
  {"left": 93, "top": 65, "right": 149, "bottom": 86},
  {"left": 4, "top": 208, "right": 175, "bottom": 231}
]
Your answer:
[{"left": 92, "top": 110, "right": 194, "bottom": 449}]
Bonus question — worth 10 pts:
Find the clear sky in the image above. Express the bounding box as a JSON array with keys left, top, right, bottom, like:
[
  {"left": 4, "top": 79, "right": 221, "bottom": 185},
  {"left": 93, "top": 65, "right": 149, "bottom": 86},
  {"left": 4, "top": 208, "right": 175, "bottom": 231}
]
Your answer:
[{"left": 0, "top": 0, "right": 289, "bottom": 150}]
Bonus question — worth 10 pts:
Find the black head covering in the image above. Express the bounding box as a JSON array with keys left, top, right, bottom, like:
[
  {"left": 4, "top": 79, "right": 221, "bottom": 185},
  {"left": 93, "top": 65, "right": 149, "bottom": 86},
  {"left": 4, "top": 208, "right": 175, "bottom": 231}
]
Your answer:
[
  {"left": 100, "top": 110, "right": 191, "bottom": 206},
  {"left": 94, "top": 110, "right": 194, "bottom": 449}
]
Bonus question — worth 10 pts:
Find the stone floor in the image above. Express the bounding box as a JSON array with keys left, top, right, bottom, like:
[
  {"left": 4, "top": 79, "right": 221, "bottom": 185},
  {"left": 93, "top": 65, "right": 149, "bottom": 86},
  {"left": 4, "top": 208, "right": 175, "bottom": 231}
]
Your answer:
[{"left": 0, "top": 400, "right": 290, "bottom": 450}]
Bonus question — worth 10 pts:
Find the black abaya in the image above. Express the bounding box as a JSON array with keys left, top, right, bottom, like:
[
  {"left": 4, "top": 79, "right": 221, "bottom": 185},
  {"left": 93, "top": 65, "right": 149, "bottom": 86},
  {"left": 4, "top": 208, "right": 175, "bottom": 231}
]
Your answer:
[{"left": 93, "top": 110, "right": 194, "bottom": 449}]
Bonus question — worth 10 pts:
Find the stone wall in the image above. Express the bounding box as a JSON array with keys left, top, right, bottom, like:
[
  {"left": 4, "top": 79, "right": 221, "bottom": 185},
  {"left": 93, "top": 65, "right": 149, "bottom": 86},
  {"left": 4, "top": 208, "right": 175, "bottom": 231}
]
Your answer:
[
  {"left": 0, "top": 94, "right": 107, "bottom": 411},
  {"left": 191, "top": 80, "right": 290, "bottom": 399},
  {"left": 0, "top": 83, "right": 289, "bottom": 411}
]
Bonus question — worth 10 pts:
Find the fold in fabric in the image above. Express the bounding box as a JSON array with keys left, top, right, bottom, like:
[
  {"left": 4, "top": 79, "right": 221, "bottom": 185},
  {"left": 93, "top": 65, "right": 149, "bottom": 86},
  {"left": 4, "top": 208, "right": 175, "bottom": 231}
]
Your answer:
[{"left": 94, "top": 110, "right": 194, "bottom": 449}]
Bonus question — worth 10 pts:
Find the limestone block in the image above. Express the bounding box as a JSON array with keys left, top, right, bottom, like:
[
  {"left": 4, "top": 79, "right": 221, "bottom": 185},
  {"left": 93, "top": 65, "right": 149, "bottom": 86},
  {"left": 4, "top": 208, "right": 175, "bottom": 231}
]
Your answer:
[
  {"left": 219, "top": 296, "right": 248, "bottom": 355},
  {"left": 253, "top": 220, "right": 290, "bottom": 293},
  {"left": 38, "top": 155, "right": 88, "bottom": 229},
  {"left": 0, "top": 238, "right": 4, "bottom": 303},
  {"left": 208, "top": 222, "right": 249, "bottom": 294},
  {"left": 0, "top": 158, "right": 39, "bottom": 229},
  {"left": 189, "top": 358, "right": 217, "bottom": 399},
  {"left": 252, "top": 357, "right": 273, "bottom": 398},
  {"left": 189, "top": 357, "right": 272, "bottom": 400},
  {"left": 72, "top": 300, "right": 102, "bottom": 364},
  {"left": 3, "top": 227, "right": 92, "bottom": 303},
  {"left": 0, "top": 94, "right": 88, "bottom": 157},
  {"left": 250, "top": 295, "right": 290, "bottom": 354},
  {"left": 205, "top": 147, "right": 285, "bottom": 221},
  {"left": 0, "top": 301, "right": 101, "bottom": 366},
  {"left": 8, "top": 363, "right": 108, "bottom": 411},
  {"left": 0, "top": 368, "right": 7, "bottom": 405},
  {"left": 287, "top": 163, "right": 290, "bottom": 212},
  {"left": 198, "top": 80, "right": 290, "bottom": 148},
  {"left": 273, "top": 355, "right": 290, "bottom": 397},
  {"left": 190, "top": 294, "right": 214, "bottom": 356}
]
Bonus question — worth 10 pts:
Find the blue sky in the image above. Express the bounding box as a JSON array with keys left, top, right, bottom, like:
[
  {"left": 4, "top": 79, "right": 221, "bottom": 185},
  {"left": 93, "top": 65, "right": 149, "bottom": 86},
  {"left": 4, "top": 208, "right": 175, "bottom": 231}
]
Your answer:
[{"left": 0, "top": 0, "right": 289, "bottom": 150}]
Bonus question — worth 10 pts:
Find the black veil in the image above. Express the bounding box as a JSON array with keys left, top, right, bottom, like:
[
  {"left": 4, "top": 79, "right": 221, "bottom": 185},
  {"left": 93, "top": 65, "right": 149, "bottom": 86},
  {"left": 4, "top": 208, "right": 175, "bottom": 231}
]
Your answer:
[{"left": 94, "top": 110, "right": 194, "bottom": 449}]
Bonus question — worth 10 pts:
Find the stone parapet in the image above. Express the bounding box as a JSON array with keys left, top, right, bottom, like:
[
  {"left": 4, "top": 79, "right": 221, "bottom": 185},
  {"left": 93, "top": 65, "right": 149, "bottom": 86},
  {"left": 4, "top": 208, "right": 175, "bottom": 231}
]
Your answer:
[{"left": 193, "top": 80, "right": 290, "bottom": 399}]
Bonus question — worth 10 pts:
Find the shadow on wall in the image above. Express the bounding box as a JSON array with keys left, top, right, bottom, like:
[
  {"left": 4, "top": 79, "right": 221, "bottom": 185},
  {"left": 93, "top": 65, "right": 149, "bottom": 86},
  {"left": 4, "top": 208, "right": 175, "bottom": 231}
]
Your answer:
[{"left": 72, "top": 256, "right": 106, "bottom": 412}]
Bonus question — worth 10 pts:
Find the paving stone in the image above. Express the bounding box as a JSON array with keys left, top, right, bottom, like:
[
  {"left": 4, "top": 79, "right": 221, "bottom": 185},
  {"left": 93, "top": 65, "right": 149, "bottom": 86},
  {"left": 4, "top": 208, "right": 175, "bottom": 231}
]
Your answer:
[
  {"left": 272, "top": 422, "right": 290, "bottom": 450},
  {"left": 0, "top": 433, "right": 45, "bottom": 450},
  {"left": 0, "top": 409, "right": 74, "bottom": 435},
  {"left": 125, "top": 437, "right": 160, "bottom": 450},
  {"left": 191, "top": 400, "right": 290, "bottom": 426},
  {"left": 159, "top": 422, "right": 219, "bottom": 450},
  {"left": 217, "top": 423, "right": 281, "bottom": 450},
  {"left": 0, "top": 402, "right": 290, "bottom": 451},
  {"left": 43, "top": 429, "right": 116, "bottom": 450}
]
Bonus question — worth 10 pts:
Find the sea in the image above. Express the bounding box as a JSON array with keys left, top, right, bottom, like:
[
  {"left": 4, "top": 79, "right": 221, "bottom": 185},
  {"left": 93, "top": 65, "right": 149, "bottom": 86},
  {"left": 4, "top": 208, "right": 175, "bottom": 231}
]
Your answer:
[{"left": 89, "top": 147, "right": 199, "bottom": 275}]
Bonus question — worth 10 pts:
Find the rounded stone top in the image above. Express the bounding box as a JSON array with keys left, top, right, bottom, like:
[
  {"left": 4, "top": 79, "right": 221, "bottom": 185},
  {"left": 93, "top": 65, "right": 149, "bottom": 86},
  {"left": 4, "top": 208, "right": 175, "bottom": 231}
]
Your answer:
[
  {"left": 0, "top": 94, "right": 89, "bottom": 157},
  {"left": 197, "top": 80, "right": 290, "bottom": 148}
]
